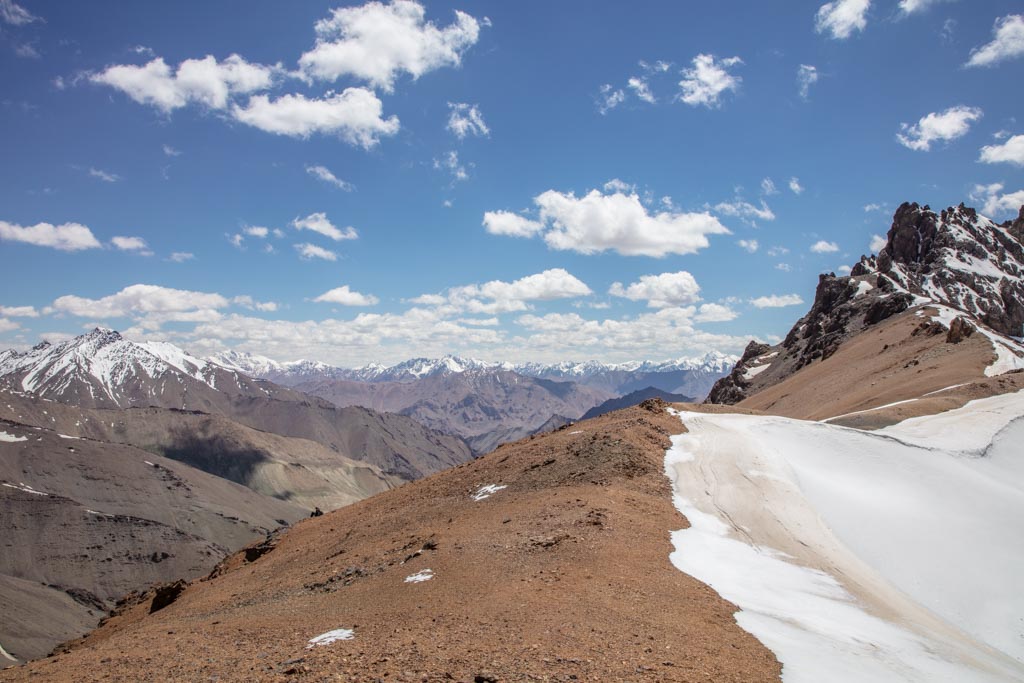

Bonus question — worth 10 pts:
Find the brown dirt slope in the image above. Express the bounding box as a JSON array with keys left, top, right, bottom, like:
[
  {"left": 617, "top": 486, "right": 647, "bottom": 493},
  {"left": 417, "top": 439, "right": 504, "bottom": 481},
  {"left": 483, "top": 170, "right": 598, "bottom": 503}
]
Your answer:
[
  {"left": 2, "top": 403, "right": 780, "bottom": 682},
  {"left": 737, "top": 307, "right": 1023, "bottom": 422}
]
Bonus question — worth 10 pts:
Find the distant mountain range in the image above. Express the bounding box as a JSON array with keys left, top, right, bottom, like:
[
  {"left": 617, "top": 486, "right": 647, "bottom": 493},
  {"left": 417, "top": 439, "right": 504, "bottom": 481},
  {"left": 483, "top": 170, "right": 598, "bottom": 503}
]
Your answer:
[{"left": 207, "top": 349, "right": 735, "bottom": 454}]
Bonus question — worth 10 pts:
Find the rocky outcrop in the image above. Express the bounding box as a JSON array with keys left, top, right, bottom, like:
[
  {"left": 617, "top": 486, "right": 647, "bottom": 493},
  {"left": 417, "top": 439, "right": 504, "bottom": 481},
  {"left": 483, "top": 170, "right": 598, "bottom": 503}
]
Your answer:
[
  {"left": 707, "top": 200, "right": 1024, "bottom": 407},
  {"left": 705, "top": 341, "right": 771, "bottom": 405}
]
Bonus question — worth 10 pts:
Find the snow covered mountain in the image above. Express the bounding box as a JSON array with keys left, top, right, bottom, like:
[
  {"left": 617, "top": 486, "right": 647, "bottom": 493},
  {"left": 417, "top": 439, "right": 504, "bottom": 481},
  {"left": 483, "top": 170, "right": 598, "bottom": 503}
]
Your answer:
[{"left": 0, "top": 328, "right": 266, "bottom": 409}]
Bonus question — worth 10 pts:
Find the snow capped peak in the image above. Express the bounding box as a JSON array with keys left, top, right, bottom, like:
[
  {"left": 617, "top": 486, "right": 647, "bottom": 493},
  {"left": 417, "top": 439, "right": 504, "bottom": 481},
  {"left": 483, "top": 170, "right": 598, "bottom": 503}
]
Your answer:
[{"left": 0, "top": 329, "right": 222, "bottom": 404}]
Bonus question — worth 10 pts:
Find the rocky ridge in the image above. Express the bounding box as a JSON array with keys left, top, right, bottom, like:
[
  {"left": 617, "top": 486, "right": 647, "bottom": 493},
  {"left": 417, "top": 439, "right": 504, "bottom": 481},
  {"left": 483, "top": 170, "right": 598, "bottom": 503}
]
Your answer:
[{"left": 708, "top": 202, "right": 1024, "bottom": 405}]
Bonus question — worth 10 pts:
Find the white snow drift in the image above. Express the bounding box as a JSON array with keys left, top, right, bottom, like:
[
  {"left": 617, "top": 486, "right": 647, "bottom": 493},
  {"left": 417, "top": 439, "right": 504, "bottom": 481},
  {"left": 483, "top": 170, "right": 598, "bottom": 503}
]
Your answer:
[{"left": 665, "top": 393, "right": 1024, "bottom": 681}]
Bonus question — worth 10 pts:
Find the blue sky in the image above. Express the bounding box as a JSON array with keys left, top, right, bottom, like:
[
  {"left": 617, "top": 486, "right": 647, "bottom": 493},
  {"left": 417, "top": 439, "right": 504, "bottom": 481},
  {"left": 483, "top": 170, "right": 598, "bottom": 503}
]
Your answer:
[{"left": 1, "top": 0, "right": 1022, "bottom": 365}]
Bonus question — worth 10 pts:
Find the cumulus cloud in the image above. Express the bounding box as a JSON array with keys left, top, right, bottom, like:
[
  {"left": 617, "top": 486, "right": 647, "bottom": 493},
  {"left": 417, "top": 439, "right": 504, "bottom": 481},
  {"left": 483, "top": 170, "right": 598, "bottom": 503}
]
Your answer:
[
  {"left": 0, "top": 318, "right": 19, "bottom": 333},
  {"left": 597, "top": 84, "right": 625, "bottom": 114},
  {"left": 0, "top": 0, "right": 40, "bottom": 25},
  {"left": 750, "top": 294, "right": 805, "bottom": 308},
  {"left": 168, "top": 252, "right": 194, "bottom": 263},
  {"left": 313, "top": 285, "right": 380, "bottom": 306},
  {"left": 243, "top": 226, "right": 270, "bottom": 238},
  {"left": 481, "top": 211, "right": 544, "bottom": 237},
  {"left": 898, "top": 0, "right": 954, "bottom": 14},
  {"left": 90, "top": 54, "right": 278, "bottom": 113},
  {"left": 714, "top": 199, "right": 775, "bottom": 224},
  {"left": 966, "top": 14, "right": 1024, "bottom": 68},
  {"left": 231, "top": 89, "right": 400, "bottom": 148},
  {"left": 678, "top": 53, "right": 742, "bottom": 108},
  {"left": 0, "top": 220, "right": 102, "bottom": 251},
  {"left": 111, "top": 236, "right": 152, "bottom": 255},
  {"left": 52, "top": 284, "right": 229, "bottom": 319},
  {"left": 294, "top": 243, "right": 338, "bottom": 261},
  {"left": 789, "top": 177, "right": 805, "bottom": 195},
  {"left": 485, "top": 186, "right": 729, "bottom": 258},
  {"left": 447, "top": 102, "right": 489, "bottom": 138},
  {"left": 298, "top": 0, "right": 482, "bottom": 91},
  {"left": 696, "top": 303, "right": 738, "bottom": 323},
  {"left": 232, "top": 295, "right": 278, "bottom": 312},
  {"left": 870, "top": 234, "right": 888, "bottom": 252},
  {"left": 897, "top": 106, "right": 982, "bottom": 151},
  {"left": 815, "top": 0, "right": 870, "bottom": 40},
  {"left": 837, "top": 265, "right": 853, "bottom": 274},
  {"left": 797, "top": 64, "right": 819, "bottom": 100},
  {"left": 970, "top": 182, "right": 1024, "bottom": 218},
  {"left": 306, "top": 164, "right": 354, "bottom": 191},
  {"left": 737, "top": 239, "right": 759, "bottom": 253},
  {"left": 775, "top": 263, "right": 793, "bottom": 272},
  {"left": 810, "top": 240, "right": 839, "bottom": 253},
  {"left": 979, "top": 134, "right": 1024, "bottom": 166},
  {"left": 0, "top": 305, "right": 38, "bottom": 317},
  {"left": 761, "top": 178, "right": 778, "bottom": 196},
  {"left": 418, "top": 269, "right": 593, "bottom": 315},
  {"left": 767, "top": 246, "right": 790, "bottom": 257},
  {"left": 88, "top": 168, "right": 121, "bottom": 183},
  {"left": 609, "top": 271, "right": 702, "bottom": 308},
  {"left": 292, "top": 212, "right": 358, "bottom": 241},
  {"left": 864, "top": 203, "right": 885, "bottom": 212}
]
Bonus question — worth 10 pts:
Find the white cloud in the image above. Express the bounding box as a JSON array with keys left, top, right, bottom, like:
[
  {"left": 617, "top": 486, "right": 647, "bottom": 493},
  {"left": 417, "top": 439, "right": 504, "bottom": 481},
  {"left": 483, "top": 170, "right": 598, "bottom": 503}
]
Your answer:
[
  {"left": 714, "top": 199, "right": 775, "bottom": 224},
  {"left": 970, "top": 182, "right": 1024, "bottom": 218},
  {"left": 292, "top": 212, "right": 358, "bottom": 241},
  {"left": 305, "top": 164, "right": 354, "bottom": 191},
  {"left": 737, "top": 239, "right": 759, "bottom": 253},
  {"left": 761, "top": 178, "right": 778, "bottom": 196},
  {"left": 767, "top": 246, "right": 790, "bottom": 257},
  {"left": 111, "top": 236, "right": 152, "bottom": 255},
  {"left": 810, "top": 240, "right": 840, "bottom": 253},
  {"left": 966, "top": 14, "right": 1024, "bottom": 68},
  {"left": 232, "top": 295, "right": 278, "bottom": 312},
  {"left": 750, "top": 294, "right": 805, "bottom": 308},
  {"left": 0, "top": 305, "right": 38, "bottom": 317},
  {"left": 896, "top": 106, "right": 982, "bottom": 151},
  {"left": 627, "top": 76, "right": 655, "bottom": 104},
  {"left": 815, "top": 0, "right": 871, "bottom": 40},
  {"left": 481, "top": 211, "right": 544, "bottom": 237},
  {"left": 419, "top": 269, "right": 593, "bottom": 315},
  {"left": 298, "top": 0, "right": 482, "bottom": 91},
  {"left": 0, "top": 220, "right": 102, "bottom": 251},
  {"left": 898, "top": 0, "right": 955, "bottom": 14},
  {"left": 870, "top": 234, "right": 888, "bottom": 252},
  {"left": 775, "top": 263, "right": 793, "bottom": 272},
  {"left": 0, "top": 0, "right": 39, "bottom": 25},
  {"left": 597, "top": 84, "right": 625, "bottom": 114},
  {"left": 488, "top": 186, "right": 729, "bottom": 257},
  {"left": 609, "top": 271, "right": 702, "bottom": 308},
  {"left": 407, "top": 293, "right": 447, "bottom": 306},
  {"left": 91, "top": 55, "right": 278, "bottom": 113},
  {"left": 678, "top": 53, "right": 742, "bottom": 108},
  {"left": 446, "top": 102, "right": 489, "bottom": 138},
  {"left": 228, "top": 233, "right": 244, "bottom": 248},
  {"left": 52, "top": 284, "right": 229, "bottom": 319},
  {"left": 864, "top": 203, "right": 884, "bottom": 212},
  {"left": 979, "top": 134, "right": 1024, "bottom": 166},
  {"left": 162, "top": 144, "right": 181, "bottom": 157},
  {"left": 696, "top": 303, "right": 738, "bottom": 323},
  {"left": 0, "top": 318, "right": 19, "bottom": 333},
  {"left": 242, "top": 226, "right": 269, "bottom": 238},
  {"left": 89, "top": 168, "right": 121, "bottom": 183},
  {"left": 789, "top": 177, "right": 804, "bottom": 195},
  {"left": 313, "top": 285, "right": 379, "bottom": 306},
  {"left": 294, "top": 243, "right": 338, "bottom": 261},
  {"left": 797, "top": 64, "right": 819, "bottom": 100},
  {"left": 837, "top": 265, "right": 853, "bottom": 274},
  {"left": 168, "top": 251, "right": 194, "bottom": 263},
  {"left": 603, "top": 178, "right": 636, "bottom": 194},
  {"left": 231, "top": 89, "right": 400, "bottom": 148},
  {"left": 433, "top": 150, "right": 468, "bottom": 181}
]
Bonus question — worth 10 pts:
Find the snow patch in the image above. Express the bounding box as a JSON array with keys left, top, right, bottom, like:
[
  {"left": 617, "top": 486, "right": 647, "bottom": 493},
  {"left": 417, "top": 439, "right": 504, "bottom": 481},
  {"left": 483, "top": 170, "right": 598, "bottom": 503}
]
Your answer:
[
  {"left": 306, "top": 628, "right": 354, "bottom": 648},
  {"left": 2, "top": 482, "right": 47, "bottom": 496},
  {"left": 741, "top": 363, "right": 770, "bottom": 381},
  {"left": 471, "top": 484, "right": 507, "bottom": 501},
  {"left": 404, "top": 569, "right": 434, "bottom": 583},
  {"left": 0, "top": 431, "right": 27, "bottom": 443}
]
